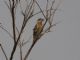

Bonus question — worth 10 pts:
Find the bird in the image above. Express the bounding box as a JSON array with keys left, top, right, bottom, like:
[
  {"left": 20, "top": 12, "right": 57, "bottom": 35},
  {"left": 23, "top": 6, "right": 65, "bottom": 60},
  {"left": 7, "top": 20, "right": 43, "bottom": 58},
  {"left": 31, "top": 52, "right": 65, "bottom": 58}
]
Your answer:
[{"left": 33, "top": 18, "right": 44, "bottom": 43}]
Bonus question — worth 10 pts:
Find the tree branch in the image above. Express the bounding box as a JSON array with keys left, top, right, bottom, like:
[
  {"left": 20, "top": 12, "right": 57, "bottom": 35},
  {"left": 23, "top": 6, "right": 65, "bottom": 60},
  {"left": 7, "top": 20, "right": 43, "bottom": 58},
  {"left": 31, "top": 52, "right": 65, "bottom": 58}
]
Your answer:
[
  {"left": 19, "top": 42, "right": 22, "bottom": 60},
  {"left": 16, "top": 26, "right": 23, "bottom": 60},
  {"left": 23, "top": 40, "right": 36, "bottom": 60},
  {"left": 0, "top": 44, "right": 8, "bottom": 60},
  {"left": 11, "top": 3, "right": 16, "bottom": 43},
  {"left": 9, "top": 1, "right": 35, "bottom": 58},
  {"left": 0, "top": 25, "right": 13, "bottom": 39}
]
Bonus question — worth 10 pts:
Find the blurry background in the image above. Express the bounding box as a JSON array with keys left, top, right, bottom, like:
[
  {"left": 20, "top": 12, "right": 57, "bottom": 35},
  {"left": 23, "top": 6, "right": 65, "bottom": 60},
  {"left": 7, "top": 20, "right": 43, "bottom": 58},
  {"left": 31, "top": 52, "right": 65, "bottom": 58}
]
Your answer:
[{"left": 0, "top": 0, "right": 80, "bottom": 60}]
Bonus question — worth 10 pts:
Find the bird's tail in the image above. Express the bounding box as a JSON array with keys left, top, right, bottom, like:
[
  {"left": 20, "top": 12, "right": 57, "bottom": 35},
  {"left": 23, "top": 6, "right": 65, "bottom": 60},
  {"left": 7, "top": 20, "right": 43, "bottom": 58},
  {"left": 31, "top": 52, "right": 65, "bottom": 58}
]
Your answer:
[
  {"left": 33, "top": 35, "right": 39, "bottom": 44},
  {"left": 33, "top": 35, "right": 36, "bottom": 43}
]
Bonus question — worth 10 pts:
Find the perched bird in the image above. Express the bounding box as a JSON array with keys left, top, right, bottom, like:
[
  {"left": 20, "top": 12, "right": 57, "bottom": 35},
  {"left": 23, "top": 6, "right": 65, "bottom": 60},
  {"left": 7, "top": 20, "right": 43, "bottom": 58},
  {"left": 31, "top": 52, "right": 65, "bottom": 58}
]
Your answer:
[{"left": 33, "top": 18, "right": 44, "bottom": 43}]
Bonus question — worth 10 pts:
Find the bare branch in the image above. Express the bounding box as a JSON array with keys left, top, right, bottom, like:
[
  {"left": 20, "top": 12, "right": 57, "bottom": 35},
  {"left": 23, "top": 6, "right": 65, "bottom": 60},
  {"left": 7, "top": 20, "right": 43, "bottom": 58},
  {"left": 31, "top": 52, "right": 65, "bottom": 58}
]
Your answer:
[
  {"left": 23, "top": 41, "right": 35, "bottom": 60},
  {"left": 0, "top": 25, "right": 13, "bottom": 39},
  {"left": 19, "top": 42, "right": 22, "bottom": 60},
  {"left": 14, "top": 0, "right": 21, "bottom": 9},
  {"left": 16, "top": 26, "right": 31, "bottom": 60},
  {"left": 19, "top": 0, "right": 35, "bottom": 34},
  {"left": 35, "top": 0, "right": 46, "bottom": 19},
  {"left": 16, "top": 25, "right": 31, "bottom": 46},
  {"left": 23, "top": 33, "right": 43, "bottom": 60},
  {"left": 11, "top": 2, "right": 17, "bottom": 43},
  {"left": 22, "top": 35, "right": 32, "bottom": 46},
  {"left": 9, "top": 0, "right": 11, "bottom": 9},
  {"left": 15, "top": 27, "right": 23, "bottom": 60},
  {"left": 4, "top": 0, "right": 10, "bottom": 9},
  {"left": 51, "top": 0, "right": 62, "bottom": 23},
  {"left": 42, "top": 20, "right": 62, "bottom": 36},
  {"left": 0, "top": 44, "right": 8, "bottom": 60},
  {"left": 14, "top": 1, "right": 36, "bottom": 59},
  {"left": 48, "top": 0, "right": 55, "bottom": 25},
  {"left": 19, "top": 1, "right": 25, "bottom": 16},
  {"left": 9, "top": 0, "right": 20, "bottom": 59},
  {"left": 46, "top": 0, "right": 49, "bottom": 19},
  {"left": 29, "top": 8, "right": 56, "bottom": 20},
  {"left": 24, "top": 0, "right": 33, "bottom": 15}
]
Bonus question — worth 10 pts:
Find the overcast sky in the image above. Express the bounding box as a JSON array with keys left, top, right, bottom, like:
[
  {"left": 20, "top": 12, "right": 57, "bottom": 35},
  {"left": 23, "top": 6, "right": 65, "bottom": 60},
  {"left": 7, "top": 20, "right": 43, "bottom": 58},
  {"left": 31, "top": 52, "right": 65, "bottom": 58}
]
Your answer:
[{"left": 0, "top": 0, "right": 80, "bottom": 60}]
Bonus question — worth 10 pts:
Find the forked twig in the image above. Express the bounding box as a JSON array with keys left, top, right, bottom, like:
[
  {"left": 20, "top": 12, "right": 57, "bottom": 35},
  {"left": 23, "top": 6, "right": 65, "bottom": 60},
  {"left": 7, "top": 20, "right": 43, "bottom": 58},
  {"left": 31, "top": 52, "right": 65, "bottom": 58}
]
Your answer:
[
  {"left": 35, "top": 0, "right": 46, "bottom": 19},
  {"left": 16, "top": 27, "right": 23, "bottom": 60},
  {"left": 0, "top": 44, "right": 8, "bottom": 60},
  {"left": 22, "top": 35, "right": 32, "bottom": 46},
  {"left": 42, "top": 20, "right": 63, "bottom": 36},
  {"left": 0, "top": 25, "right": 13, "bottom": 39}
]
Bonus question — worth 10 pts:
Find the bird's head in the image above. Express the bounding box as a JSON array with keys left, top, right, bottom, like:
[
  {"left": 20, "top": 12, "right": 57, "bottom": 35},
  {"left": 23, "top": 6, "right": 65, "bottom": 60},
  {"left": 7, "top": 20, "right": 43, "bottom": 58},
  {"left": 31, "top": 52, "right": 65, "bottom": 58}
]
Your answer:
[{"left": 37, "top": 18, "right": 44, "bottom": 23}]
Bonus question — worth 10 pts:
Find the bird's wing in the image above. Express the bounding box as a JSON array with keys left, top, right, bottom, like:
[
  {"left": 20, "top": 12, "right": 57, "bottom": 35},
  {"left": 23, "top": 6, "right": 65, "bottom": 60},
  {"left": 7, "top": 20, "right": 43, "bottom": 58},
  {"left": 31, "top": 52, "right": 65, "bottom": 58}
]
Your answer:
[{"left": 33, "top": 24, "right": 38, "bottom": 35}]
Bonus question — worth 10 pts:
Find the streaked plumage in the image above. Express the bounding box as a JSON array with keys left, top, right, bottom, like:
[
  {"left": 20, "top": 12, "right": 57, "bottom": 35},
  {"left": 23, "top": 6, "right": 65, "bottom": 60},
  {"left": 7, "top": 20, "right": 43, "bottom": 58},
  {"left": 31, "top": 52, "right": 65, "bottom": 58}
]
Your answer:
[{"left": 33, "top": 18, "right": 44, "bottom": 43}]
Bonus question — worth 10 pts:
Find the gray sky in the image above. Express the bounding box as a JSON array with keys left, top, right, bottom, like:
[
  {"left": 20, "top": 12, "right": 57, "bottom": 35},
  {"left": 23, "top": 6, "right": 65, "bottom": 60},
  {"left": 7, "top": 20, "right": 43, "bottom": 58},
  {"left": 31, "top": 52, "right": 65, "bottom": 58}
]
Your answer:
[{"left": 0, "top": 0, "right": 80, "bottom": 60}]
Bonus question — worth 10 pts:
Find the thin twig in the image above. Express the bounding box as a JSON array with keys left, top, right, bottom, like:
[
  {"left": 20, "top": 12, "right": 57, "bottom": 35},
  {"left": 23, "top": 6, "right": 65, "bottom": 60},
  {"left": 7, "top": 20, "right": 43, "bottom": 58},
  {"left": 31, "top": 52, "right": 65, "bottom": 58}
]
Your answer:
[
  {"left": 21, "top": 0, "right": 35, "bottom": 28},
  {"left": 19, "top": 1, "right": 25, "bottom": 16},
  {"left": 48, "top": 0, "right": 55, "bottom": 25},
  {"left": 16, "top": 27, "right": 23, "bottom": 60},
  {"left": 4, "top": 0, "right": 10, "bottom": 9},
  {"left": 46, "top": 0, "right": 49, "bottom": 19},
  {"left": 42, "top": 20, "right": 63, "bottom": 36},
  {"left": 23, "top": 40, "right": 36, "bottom": 60},
  {"left": 28, "top": 8, "right": 55, "bottom": 19},
  {"left": 10, "top": 0, "right": 16, "bottom": 43},
  {"left": 35, "top": 0, "right": 46, "bottom": 19},
  {"left": 19, "top": 42, "right": 22, "bottom": 60},
  {"left": 9, "top": 0, "right": 18, "bottom": 59},
  {"left": 22, "top": 35, "right": 32, "bottom": 46},
  {"left": 0, "top": 25, "right": 13, "bottom": 39},
  {"left": 51, "top": 0, "right": 62, "bottom": 23},
  {"left": 16, "top": 26, "right": 31, "bottom": 60},
  {"left": 0, "top": 44, "right": 8, "bottom": 60}
]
